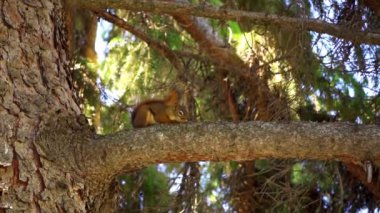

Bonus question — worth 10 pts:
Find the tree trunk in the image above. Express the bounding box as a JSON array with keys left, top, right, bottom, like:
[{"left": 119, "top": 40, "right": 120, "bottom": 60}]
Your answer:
[{"left": 0, "top": 0, "right": 91, "bottom": 211}]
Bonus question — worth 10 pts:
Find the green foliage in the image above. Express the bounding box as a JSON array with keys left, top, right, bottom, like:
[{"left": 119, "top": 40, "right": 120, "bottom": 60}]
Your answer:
[
  {"left": 202, "top": 163, "right": 227, "bottom": 209},
  {"left": 99, "top": 105, "right": 132, "bottom": 134},
  {"left": 75, "top": 0, "right": 380, "bottom": 211},
  {"left": 119, "top": 166, "right": 171, "bottom": 211},
  {"left": 142, "top": 167, "right": 171, "bottom": 208}
]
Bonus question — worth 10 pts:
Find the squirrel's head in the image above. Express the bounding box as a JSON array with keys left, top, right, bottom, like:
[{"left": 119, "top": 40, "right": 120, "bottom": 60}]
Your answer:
[
  {"left": 168, "top": 105, "right": 188, "bottom": 123},
  {"left": 165, "top": 90, "right": 188, "bottom": 123}
]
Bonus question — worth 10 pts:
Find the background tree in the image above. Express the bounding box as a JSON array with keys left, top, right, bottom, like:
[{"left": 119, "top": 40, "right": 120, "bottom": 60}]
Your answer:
[{"left": 0, "top": 0, "right": 379, "bottom": 212}]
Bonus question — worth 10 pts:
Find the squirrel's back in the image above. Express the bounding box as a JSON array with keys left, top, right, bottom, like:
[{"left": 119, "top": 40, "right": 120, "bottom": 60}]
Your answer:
[{"left": 131, "top": 90, "right": 188, "bottom": 128}]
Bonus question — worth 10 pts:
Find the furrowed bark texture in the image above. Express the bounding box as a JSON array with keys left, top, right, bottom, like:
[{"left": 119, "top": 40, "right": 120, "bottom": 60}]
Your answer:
[
  {"left": 0, "top": 0, "right": 86, "bottom": 211},
  {"left": 80, "top": 0, "right": 380, "bottom": 45},
  {"left": 71, "top": 122, "right": 380, "bottom": 184}
]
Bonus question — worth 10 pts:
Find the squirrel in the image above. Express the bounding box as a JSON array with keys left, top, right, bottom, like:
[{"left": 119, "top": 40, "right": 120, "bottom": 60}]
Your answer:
[{"left": 131, "top": 90, "right": 188, "bottom": 128}]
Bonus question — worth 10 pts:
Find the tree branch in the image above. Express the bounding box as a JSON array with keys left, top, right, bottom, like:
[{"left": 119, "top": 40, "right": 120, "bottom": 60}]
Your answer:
[
  {"left": 81, "top": 0, "right": 380, "bottom": 45},
  {"left": 345, "top": 162, "right": 380, "bottom": 200},
  {"left": 92, "top": 9, "right": 184, "bottom": 72},
  {"left": 79, "top": 122, "right": 380, "bottom": 183}
]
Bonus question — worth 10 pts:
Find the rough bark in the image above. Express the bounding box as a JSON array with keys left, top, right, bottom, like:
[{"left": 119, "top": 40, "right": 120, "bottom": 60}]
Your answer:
[
  {"left": 80, "top": 0, "right": 380, "bottom": 45},
  {"left": 34, "top": 121, "right": 380, "bottom": 186},
  {"left": 32, "top": 115, "right": 380, "bottom": 211},
  {"left": 0, "top": 0, "right": 87, "bottom": 211}
]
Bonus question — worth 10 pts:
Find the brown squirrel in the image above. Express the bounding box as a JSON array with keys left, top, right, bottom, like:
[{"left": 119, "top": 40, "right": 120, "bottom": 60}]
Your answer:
[{"left": 131, "top": 90, "right": 188, "bottom": 128}]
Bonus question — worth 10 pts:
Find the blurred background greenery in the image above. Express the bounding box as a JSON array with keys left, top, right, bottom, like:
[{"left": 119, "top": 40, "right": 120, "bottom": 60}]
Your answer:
[{"left": 72, "top": 0, "right": 380, "bottom": 211}]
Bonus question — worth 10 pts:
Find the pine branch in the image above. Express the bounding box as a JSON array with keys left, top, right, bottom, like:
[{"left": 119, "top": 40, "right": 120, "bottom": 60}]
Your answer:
[
  {"left": 76, "top": 122, "right": 380, "bottom": 183},
  {"left": 82, "top": 0, "right": 380, "bottom": 45},
  {"left": 92, "top": 9, "right": 184, "bottom": 72}
]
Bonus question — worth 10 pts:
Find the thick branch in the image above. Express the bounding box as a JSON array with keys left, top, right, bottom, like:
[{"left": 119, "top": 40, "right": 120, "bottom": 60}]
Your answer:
[
  {"left": 81, "top": 0, "right": 380, "bottom": 45},
  {"left": 79, "top": 122, "right": 380, "bottom": 182}
]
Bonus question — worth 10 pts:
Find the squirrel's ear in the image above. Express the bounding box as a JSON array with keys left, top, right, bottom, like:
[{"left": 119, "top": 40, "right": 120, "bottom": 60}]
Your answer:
[{"left": 165, "top": 90, "right": 179, "bottom": 105}]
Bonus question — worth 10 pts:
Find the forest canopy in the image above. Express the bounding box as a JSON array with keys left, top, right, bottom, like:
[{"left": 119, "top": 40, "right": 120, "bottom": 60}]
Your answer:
[{"left": 71, "top": 0, "right": 380, "bottom": 212}]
